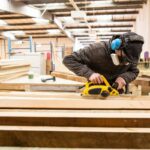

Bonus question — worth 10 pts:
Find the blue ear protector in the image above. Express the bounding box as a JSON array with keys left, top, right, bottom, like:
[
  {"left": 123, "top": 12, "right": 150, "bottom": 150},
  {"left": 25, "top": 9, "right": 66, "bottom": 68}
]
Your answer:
[
  {"left": 110, "top": 36, "right": 129, "bottom": 65},
  {"left": 111, "top": 38, "right": 122, "bottom": 51}
]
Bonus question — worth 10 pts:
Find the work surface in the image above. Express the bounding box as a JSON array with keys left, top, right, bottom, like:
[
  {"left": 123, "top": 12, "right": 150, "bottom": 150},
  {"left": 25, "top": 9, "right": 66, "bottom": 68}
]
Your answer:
[
  {"left": 0, "top": 91, "right": 150, "bottom": 148},
  {"left": 0, "top": 91, "right": 149, "bottom": 109},
  {"left": 0, "top": 75, "right": 83, "bottom": 92},
  {"left": 2, "top": 75, "right": 82, "bottom": 84}
]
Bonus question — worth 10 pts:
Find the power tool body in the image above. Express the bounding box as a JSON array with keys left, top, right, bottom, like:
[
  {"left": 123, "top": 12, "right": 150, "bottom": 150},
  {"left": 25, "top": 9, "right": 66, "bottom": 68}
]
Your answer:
[{"left": 81, "top": 75, "right": 120, "bottom": 97}]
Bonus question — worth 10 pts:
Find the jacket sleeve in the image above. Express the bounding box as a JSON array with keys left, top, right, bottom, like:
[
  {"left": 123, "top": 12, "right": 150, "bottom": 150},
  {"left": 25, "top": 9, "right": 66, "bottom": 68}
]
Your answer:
[
  {"left": 118, "top": 63, "right": 139, "bottom": 84},
  {"left": 63, "top": 45, "right": 96, "bottom": 79}
]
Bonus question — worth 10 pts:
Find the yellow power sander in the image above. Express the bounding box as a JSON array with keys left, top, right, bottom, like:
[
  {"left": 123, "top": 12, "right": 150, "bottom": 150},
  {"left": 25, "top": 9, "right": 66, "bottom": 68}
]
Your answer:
[{"left": 81, "top": 75, "right": 120, "bottom": 97}]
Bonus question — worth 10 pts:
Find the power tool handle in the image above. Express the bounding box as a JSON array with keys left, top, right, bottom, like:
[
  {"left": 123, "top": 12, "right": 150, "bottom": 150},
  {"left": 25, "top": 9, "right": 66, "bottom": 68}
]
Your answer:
[{"left": 112, "top": 82, "right": 124, "bottom": 94}]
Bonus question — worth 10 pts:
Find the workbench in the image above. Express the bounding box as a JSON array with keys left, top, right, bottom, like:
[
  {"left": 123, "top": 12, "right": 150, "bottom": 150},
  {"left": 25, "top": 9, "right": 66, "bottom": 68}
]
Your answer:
[
  {"left": 0, "top": 74, "right": 150, "bottom": 148},
  {"left": 0, "top": 91, "right": 149, "bottom": 148},
  {"left": 0, "top": 75, "right": 83, "bottom": 92}
]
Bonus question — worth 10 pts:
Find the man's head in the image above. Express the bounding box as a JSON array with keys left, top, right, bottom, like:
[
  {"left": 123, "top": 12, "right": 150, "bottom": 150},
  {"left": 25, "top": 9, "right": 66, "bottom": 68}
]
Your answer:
[{"left": 110, "top": 32, "right": 144, "bottom": 65}]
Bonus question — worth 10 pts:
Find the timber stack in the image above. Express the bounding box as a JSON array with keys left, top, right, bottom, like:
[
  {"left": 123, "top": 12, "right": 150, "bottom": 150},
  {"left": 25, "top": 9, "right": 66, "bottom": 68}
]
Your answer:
[
  {"left": 0, "top": 91, "right": 150, "bottom": 149},
  {"left": 0, "top": 59, "right": 30, "bottom": 82}
]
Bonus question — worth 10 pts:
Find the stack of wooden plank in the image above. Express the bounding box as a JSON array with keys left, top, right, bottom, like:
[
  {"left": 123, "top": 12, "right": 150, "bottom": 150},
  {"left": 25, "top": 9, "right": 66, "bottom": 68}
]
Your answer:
[
  {"left": 0, "top": 91, "right": 150, "bottom": 149},
  {"left": 0, "top": 59, "right": 30, "bottom": 82}
]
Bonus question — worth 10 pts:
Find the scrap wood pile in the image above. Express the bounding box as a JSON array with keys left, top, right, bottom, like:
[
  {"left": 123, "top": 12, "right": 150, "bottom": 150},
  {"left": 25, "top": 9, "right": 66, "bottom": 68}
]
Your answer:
[{"left": 0, "top": 59, "right": 30, "bottom": 82}]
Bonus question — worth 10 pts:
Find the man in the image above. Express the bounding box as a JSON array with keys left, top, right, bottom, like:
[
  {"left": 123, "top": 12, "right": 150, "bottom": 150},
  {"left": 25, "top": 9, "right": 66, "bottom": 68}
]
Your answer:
[{"left": 63, "top": 32, "right": 144, "bottom": 90}]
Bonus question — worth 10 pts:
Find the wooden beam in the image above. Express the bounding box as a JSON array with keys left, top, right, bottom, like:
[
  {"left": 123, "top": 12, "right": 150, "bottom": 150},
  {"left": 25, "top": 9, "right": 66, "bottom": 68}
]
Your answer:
[
  {"left": 0, "top": 109, "right": 150, "bottom": 127},
  {"left": 51, "top": 71, "right": 87, "bottom": 83},
  {"left": 113, "top": 0, "right": 147, "bottom": 5},
  {"left": 16, "top": 34, "right": 66, "bottom": 39},
  {"left": 0, "top": 83, "right": 26, "bottom": 91},
  {"left": 54, "top": 17, "right": 74, "bottom": 42},
  {"left": 0, "top": 91, "right": 81, "bottom": 98},
  {"left": 18, "top": 0, "right": 68, "bottom": 4},
  {"left": 0, "top": 64, "right": 30, "bottom": 70},
  {"left": 0, "top": 95, "right": 150, "bottom": 109},
  {"left": 80, "top": 4, "right": 143, "bottom": 11},
  {"left": 111, "top": 29, "right": 131, "bottom": 32},
  {"left": 0, "top": 15, "right": 31, "bottom": 19},
  {"left": 133, "top": 77, "right": 150, "bottom": 86},
  {"left": 0, "top": 148, "right": 145, "bottom": 150},
  {"left": 0, "top": 62, "right": 30, "bottom": 82},
  {"left": 0, "top": 24, "right": 58, "bottom": 31},
  {"left": 25, "top": 32, "right": 48, "bottom": 35},
  {"left": 66, "top": 24, "right": 133, "bottom": 29},
  {"left": 55, "top": 10, "right": 139, "bottom": 17},
  {"left": 112, "top": 18, "right": 136, "bottom": 22},
  {"left": 47, "top": 4, "right": 142, "bottom": 13},
  {"left": 141, "top": 75, "right": 150, "bottom": 78},
  {"left": 0, "top": 126, "right": 150, "bottom": 148},
  {"left": 0, "top": 0, "right": 52, "bottom": 20},
  {"left": 29, "top": 84, "right": 80, "bottom": 92},
  {"left": 18, "top": 0, "right": 146, "bottom": 5},
  {"left": 8, "top": 22, "right": 35, "bottom": 25},
  {"left": 17, "top": 36, "right": 67, "bottom": 39},
  {"left": 0, "top": 82, "right": 82, "bottom": 92}
]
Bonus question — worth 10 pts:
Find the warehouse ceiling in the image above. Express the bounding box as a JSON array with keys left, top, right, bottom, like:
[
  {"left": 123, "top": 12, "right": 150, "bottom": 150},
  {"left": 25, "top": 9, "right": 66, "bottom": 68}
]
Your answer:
[{"left": 0, "top": 0, "right": 147, "bottom": 44}]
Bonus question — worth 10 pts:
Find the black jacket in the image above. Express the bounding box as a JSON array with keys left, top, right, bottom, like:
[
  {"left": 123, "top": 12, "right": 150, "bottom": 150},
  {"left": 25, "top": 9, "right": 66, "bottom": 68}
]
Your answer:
[{"left": 63, "top": 41, "right": 139, "bottom": 84}]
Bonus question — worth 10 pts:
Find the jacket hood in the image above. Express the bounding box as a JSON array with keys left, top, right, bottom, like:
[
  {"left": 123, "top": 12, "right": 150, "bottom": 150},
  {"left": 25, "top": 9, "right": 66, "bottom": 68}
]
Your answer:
[{"left": 122, "top": 32, "right": 144, "bottom": 64}]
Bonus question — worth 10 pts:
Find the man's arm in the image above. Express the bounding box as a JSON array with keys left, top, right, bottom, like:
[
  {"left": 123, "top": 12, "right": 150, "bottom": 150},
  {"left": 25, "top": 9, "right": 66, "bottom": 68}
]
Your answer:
[{"left": 63, "top": 45, "right": 95, "bottom": 79}]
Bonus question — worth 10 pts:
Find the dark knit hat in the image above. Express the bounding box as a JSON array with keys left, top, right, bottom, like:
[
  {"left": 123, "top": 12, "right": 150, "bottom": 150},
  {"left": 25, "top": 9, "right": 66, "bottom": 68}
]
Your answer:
[{"left": 121, "top": 32, "right": 144, "bottom": 64}]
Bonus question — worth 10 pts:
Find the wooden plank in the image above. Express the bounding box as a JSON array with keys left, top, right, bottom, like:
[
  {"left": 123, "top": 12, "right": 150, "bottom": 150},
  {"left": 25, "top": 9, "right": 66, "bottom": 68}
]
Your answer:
[
  {"left": 51, "top": 71, "right": 87, "bottom": 83},
  {"left": 0, "top": 91, "right": 147, "bottom": 99},
  {"left": 0, "top": 94, "right": 149, "bottom": 100},
  {"left": 0, "top": 84, "right": 26, "bottom": 91},
  {"left": 29, "top": 84, "right": 80, "bottom": 92},
  {"left": 0, "top": 148, "right": 148, "bottom": 150},
  {"left": 133, "top": 77, "right": 150, "bottom": 86},
  {"left": 0, "top": 110, "right": 150, "bottom": 127},
  {"left": 0, "top": 148, "right": 71, "bottom": 150},
  {"left": 0, "top": 60, "right": 30, "bottom": 83},
  {"left": 0, "top": 59, "right": 25, "bottom": 66},
  {"left": 0, "top": 96, "right": 150, "bottom": 109},
  {"left": 0, "top": 91, "right": 81, "bottom": 98},
  {"left": 0, "top": 67, "right": 29, "bottom": 76},
  {"left": 1, "top": 110, "right": 150, "bottom": 118},
  {"left": 132, "top": 77, "right": 150, "bottom": 95},
  {"left": 141, "top": 86, "right": 150, "bottom": 95},
  {"left": 0, "top": 72, "right": 28, "bottom": 83},
  {"left": 0, "top": 82, "right": 82, "bottom": 92},
  {"left": 0, "top": 126, "right": 150, "bottom": 148},
  {"left": 0, "top": 64, "right": 30, "bottom": 70}
]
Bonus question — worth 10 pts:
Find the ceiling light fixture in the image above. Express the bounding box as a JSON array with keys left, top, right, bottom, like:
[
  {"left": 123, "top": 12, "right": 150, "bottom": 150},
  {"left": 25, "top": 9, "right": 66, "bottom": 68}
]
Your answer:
[
  {"left": 2, "top": 32, "right": 16, "bottom": 40},
  {"left": 33, "top": 18, "right": 49, "bottom": 25},
  {"left": 0, "top": 20, "right": 7, "bottom": 26},
  {"left": 47, "top": 29, "right": 61, "bottom": 35},
  {"left": 9, "top": 30, "right": 25, "bottom": 35},
  {"left": 89, "top": 0, "right": 112, "bottom": 7}
]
